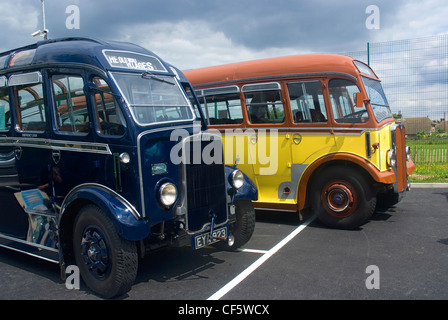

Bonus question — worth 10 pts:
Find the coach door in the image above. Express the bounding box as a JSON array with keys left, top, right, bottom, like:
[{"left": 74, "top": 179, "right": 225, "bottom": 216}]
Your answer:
[
  {"left": 242, "top": 82, "right": 292, "bottom": 204},
  {"left": 0, "top": 76, "right": 30, "bottom": 239},
  {"left": 49, "top": 70, "right": 128, "bottom": 208},
  {"left": 286, "top": 79, "right": 334, "bottom": 159},
  {"left": 2, "top": 71, "right": 58, "bottom": 244}
]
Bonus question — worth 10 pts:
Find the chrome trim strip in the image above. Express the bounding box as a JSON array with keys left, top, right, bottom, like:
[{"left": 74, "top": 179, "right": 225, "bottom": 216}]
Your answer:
[
  {"left": 194, "top": 72, "right": 357, "bottom": 88},
  {"left": 0, "top": 137, "right": 111, "bottom": 154},
  {"left": 212, "top": 122, "right": 394, "bottom": 136},
  {"left": 0, "top": 242, "right": 59, "bottom": 264},
  {"left": 0, "top": 174, "right": 18, "bottom": 178},
  {"left": 0, "top": 232, "right": 59, "bottom": 253},
  {"left": 216, "top": 128, "right": 368, "bottom": 137}
]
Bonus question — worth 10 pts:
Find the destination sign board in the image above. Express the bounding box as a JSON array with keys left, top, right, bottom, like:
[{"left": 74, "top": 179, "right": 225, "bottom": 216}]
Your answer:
[{"left": 103, "top": 50, "right": 167, "bottom": 72}]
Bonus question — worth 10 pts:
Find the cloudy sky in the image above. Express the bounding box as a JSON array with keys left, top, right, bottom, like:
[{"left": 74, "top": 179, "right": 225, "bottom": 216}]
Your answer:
[{"left": 1, "top": 0, "right": 447, "bottom": 70}]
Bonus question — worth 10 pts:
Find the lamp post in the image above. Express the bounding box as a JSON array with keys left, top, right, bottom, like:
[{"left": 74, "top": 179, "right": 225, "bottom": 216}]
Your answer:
[{"left": 32, "top": 0, "right": 48, "bottom": 40}]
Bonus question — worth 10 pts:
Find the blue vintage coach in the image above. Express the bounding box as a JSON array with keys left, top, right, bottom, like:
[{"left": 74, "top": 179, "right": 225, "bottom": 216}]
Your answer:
[{"left": 0, "top": 37, "right": 257, "bottom": 298}]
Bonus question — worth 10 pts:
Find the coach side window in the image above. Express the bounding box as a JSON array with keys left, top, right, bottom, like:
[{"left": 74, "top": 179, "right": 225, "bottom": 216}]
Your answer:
[
  {"left": 243, "top": 82, "right": 285, "bottom": 124},
  {"left": 10, "top": 72, "right": 46, "bottom": 133},
  {"left": 199, "top": 86, "right": 243, "bottom": 125},
  {"left": 287, "top": 81, "right": 327, "bottom": 123},
  {"left": 0, "top": 77, "right": 10, "bottom": 131},
  {"left": 91, "top": 76, "right": 126, "bottom": 136},
  {"left": 52, "top": 75, "right": 90, "bottom": 135}
]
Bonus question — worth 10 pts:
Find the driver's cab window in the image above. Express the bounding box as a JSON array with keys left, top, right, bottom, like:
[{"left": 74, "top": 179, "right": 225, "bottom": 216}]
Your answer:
[
  {"left": 91, "top": 76, "right": 126, "bottom": 136},
  {"left": 328, "top": 79, "right": 369, "bottom": 123}
]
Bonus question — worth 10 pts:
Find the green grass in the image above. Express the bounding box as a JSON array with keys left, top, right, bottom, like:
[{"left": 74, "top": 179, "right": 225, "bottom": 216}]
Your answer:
[
  {"left": 407, "top": 136, "right": 448, "bottom": 183},
  {"left": 409, "top": 163, "right": 448, "bottom": 183}
]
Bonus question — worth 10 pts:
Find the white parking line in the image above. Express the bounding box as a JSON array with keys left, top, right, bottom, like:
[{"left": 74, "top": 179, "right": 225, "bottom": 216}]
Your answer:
[
  {"left": 207, "top": 215, "right": 316, "bottom": 300},
  {"left": 238, "top": 248, "right": 269, "bottom": 254}
]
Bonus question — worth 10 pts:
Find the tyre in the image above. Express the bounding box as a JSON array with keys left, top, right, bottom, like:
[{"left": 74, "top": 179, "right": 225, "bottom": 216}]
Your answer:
[
  {"left": 73, "top": 205, "right": 138, "bottom": 298},
  {"left": 214, "top": 200, "right": 256, "bottom": 251},
  {"left": 376, "top": 190, "right": 401, "bottom": 209},
  {"left": 311, "top": 166, "right": 376, "bottom": 230}
]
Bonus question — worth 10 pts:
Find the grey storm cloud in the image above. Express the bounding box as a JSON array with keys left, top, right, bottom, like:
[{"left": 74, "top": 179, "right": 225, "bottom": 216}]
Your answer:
[
  {"left": 23, "top": 0, "right": 406, "bottom": 52},
  {"left": 1, "top": 0, "right": 445, "bottom": 70}
]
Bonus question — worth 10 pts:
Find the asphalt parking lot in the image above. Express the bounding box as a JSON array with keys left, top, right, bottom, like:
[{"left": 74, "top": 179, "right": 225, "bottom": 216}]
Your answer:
[{"left": 0, "top": 186, "right": 447, "bottom": 302}]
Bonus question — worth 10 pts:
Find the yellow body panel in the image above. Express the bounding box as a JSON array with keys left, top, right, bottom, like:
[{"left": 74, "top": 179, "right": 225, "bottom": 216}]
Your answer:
[{"left": 221, "top": 123, "right": 396, "bottom": 206}]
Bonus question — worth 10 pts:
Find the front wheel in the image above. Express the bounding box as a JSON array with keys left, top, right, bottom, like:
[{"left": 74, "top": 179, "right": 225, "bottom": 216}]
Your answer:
[
  {"left": 73, "top": 205, "right": 138, "bottom": 298},
  {"left": 214, "top": 200, "right": 256, "bottom": 251},
  {"left": 311, "top": 166, "right": 376, "bottom": 230}
]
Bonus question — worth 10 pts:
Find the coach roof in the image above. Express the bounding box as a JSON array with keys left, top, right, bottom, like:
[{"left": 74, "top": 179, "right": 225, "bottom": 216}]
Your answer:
[
  {"left": 185, "top": 54, "right": 374, "bottom": 88},
  {"left": 0, "top": 37, "right": 168, "bottom": 74}
]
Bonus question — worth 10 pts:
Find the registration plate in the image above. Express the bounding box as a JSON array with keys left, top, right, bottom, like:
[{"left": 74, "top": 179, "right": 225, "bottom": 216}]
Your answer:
[{"left": 192, "top": 226, "right": 227, "bottom": 250}]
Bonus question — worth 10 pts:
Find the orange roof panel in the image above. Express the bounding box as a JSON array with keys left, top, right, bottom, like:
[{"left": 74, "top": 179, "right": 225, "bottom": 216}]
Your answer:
[{"left": 184, "top": 54, "right": 363, "bottom": 87}]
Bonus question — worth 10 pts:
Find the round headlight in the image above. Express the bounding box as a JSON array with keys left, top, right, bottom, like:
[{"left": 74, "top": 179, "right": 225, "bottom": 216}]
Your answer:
[
  {"left": 119, "top": 152, "right": 131, "bottom": 164},
  {"left": 386, "top": 149, "right": 396, "bottom": 167},
  {"left": 159, "top": 183, "right": 178, "bottom": 207},
  {"left": 230, "top": 170, "right": 244, "bottom": 190},
  {"left": 405, "top": 146, "right": 411, "bottom": 161}
]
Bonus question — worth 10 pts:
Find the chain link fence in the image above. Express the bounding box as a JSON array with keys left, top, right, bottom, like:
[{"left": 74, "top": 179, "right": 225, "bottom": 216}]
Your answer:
[{"left": 344, "top": 34, "right": 448, "bottom": 182}]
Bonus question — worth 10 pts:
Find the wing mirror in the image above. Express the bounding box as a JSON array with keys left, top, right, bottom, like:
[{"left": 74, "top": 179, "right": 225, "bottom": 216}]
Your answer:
[{"left": 354, "top": 92, "right": 369, "bottom": 108}]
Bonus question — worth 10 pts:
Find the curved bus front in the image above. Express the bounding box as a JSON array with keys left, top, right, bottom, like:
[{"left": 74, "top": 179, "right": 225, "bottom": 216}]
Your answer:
[{"left": 0, "top": 38, "right": 258, "bottom": 298}]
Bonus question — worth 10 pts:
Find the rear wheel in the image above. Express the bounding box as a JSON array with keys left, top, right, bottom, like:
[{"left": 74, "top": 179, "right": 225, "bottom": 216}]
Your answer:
[
  {"left": 311, "top": 166, "right": 376, "bottom": 229},
  {"left": 73, "top": 205, "right": 138, "bottom": 298}
]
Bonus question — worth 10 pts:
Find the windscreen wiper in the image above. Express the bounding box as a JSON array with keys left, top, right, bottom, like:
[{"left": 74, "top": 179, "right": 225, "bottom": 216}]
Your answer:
[{"left": 142, "top": 72, "right": 175, "bottom": 85}]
